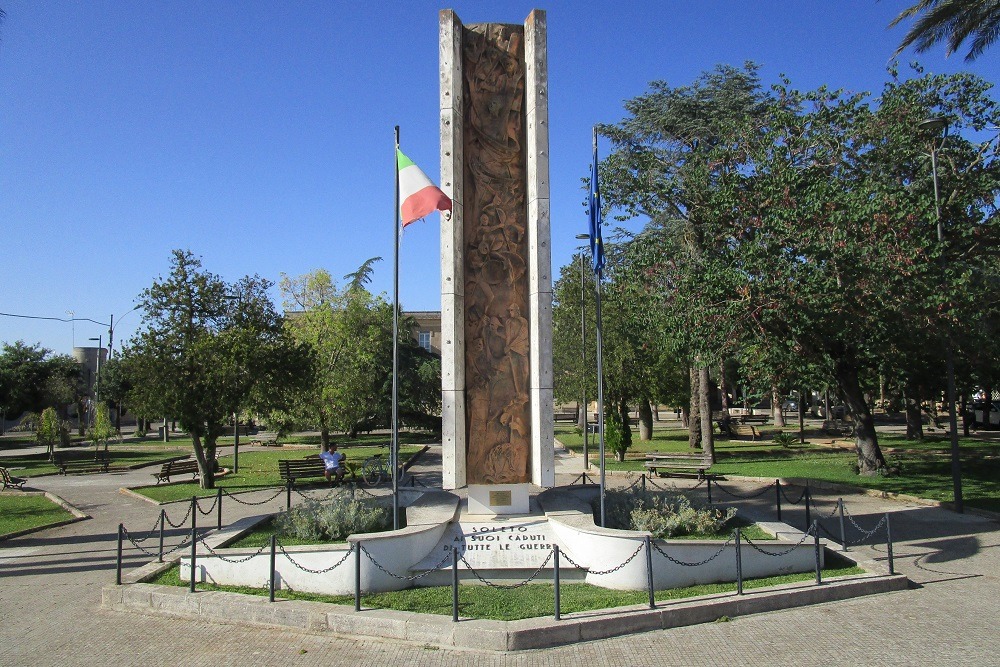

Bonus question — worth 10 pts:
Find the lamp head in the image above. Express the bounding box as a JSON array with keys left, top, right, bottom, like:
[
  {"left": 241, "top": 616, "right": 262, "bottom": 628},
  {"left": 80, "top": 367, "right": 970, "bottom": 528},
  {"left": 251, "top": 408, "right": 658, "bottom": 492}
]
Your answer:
[{"left": 917, "top": 117, "right": 948, "bottom": 134}]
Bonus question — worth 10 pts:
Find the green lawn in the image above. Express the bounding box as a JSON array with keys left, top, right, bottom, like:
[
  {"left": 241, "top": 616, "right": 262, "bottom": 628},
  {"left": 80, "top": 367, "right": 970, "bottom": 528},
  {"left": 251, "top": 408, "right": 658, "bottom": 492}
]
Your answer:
[
  {"left": 555, "top": 425, "right": 1000, "bottom": 512},
  {"left": 131, "top": 445, "right": 424, "bottom": 503},
  {"left": 0, "top": 449, "right": 188, "bottom": 477},
  {"left": 150, "top": 564, "right": 863, "bottom": 620},
  {"left": 0, "top": 494, "right": 75, "bottom": 536}
]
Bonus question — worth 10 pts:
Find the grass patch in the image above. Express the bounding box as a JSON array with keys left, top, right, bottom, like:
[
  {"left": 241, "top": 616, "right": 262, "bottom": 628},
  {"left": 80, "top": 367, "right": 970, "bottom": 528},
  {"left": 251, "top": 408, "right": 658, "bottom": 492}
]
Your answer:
[
  {"left": 131, "top": 446, "right": 422, "bottom": 503},
  {"left": 0, "top": 494, "right": 74, "bottom": 536},
  {"left": 149, "top": 564, "right": 863, "bottom": 620},
  {"left": 0, "top": 449, "right": 187, "bottom": 477}
]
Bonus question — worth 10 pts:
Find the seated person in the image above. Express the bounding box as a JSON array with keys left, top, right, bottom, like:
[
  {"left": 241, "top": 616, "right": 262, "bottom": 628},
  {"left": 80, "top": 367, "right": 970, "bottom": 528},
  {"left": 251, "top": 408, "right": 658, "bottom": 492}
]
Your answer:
[{"left": 319, "top": 443, "right": 347, "bottom": 484}]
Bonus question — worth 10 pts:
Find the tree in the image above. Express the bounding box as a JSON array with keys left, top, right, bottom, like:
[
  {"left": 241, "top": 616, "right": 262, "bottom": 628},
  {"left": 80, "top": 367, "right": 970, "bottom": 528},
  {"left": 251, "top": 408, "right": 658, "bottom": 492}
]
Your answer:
[
  {"left": 36, "top": 406, "right": 63, "bottom": 460},
  {"left": 891, "top": 0, "right": 1000, "bottom": 62},
  {"left": 89, "top": 403, "right": 114, "bottom": 453},
  {"left": 129, "top": 249, "right": 304, "bottom": 488}
]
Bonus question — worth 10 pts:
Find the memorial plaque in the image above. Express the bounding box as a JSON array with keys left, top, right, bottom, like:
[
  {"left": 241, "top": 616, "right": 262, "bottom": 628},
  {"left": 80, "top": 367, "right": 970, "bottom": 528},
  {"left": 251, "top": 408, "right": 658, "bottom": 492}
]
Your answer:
[
  {"left": 489, "top": 490, "right": 513, "bottom": 506},
  {"left": 415, "top": 519, "right": 557, "bottom": 570}
]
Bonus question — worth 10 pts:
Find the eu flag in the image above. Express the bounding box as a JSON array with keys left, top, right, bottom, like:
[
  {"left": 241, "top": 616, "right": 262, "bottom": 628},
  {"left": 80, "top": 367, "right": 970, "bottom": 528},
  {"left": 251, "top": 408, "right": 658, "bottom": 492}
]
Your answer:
[{"left": 588, "top": 127, "right": 605, "bottom": 277}]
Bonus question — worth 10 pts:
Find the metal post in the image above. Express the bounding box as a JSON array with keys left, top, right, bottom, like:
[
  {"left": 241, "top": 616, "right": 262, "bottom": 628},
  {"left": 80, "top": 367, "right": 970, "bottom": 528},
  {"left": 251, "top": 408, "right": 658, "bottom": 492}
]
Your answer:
[
  {"left": 813, "top": 521, "right": 822, "bottom": 585},
  {"left": 391, "top": 126, "right": 401, "bottom": 530},
  {"left": 451, "top": 546, "right": 459, "bottom": 622},
  {"left": 641, "top": 473, "right": 646, "bottom": 493},
  {"left": 706, "top": 476, "right": 713, "bottom": 505},
  {"left": 269, "top": 535, "right": 277, "bottom": 602},
  {"left": 804, "top": 487, "right": 811, "bottom": 531},
  {"left": 158, "top": 509, "right": 165, "bottom": 563},
  {"left": 886, "top": 513, "right": 895, "bottom": 575},
  {"left": 776, "top": 479, "right": 782, "bottom": 521},
  {"left": 578, "top": 241, "right": 589, "bottom": 471},
  {"left": 354, "top": 542, "right": 362, "bottom": 611},
  {"left": 735, "top": 528, "right": 743, "bottom": 595},
  {"left": 645, "top": 536, "right": 655, "bottom": 609},
  {"left": 838, "top": 498, "right": 848, "bottom": 552},
  {"left": 216, "top": 487, "right": 223, "bottom": 531},
  {"left": 233, "top": 411, "right": 239, "bottom": 474},
  {"left": 553, "top": 545, "right": 561, "bottom": 621},
  {"left": 286, "top": 479, "right": 292, "bottom": 510},
  {"left": 116, "top": 523, "right": 123, "bottom": 585},
  {"left": 190, "top": 497, "right": 197, "bottom": 593}
]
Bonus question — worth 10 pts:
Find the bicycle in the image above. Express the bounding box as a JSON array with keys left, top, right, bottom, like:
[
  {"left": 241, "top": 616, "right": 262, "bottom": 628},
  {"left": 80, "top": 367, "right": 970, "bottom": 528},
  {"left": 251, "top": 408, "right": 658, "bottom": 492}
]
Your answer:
[{"left": 359, "top": 453, "right": 404, "bottom": 487}]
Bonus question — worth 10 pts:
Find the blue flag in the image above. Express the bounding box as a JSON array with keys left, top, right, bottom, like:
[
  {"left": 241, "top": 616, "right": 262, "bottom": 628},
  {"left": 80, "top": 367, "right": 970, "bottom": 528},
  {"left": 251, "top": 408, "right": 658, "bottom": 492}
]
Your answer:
[{"left": 588, "top": 128, "right": 605, "bottom": 277}]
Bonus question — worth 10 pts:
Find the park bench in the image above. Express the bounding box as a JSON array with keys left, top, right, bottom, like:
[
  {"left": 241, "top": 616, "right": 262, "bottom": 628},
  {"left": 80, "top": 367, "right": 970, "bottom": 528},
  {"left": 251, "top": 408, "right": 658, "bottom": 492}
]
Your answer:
[
  {"left": 554, "top": 410, "right": 578, "bottom": 423},
  {"left": 52, "top": 450, "right": 111, "bottom": 475},
  {"left": 823, "top": 416, "right": 854, "bottom": 436},
  {"left": 728, "top": 424, "right": 780, "bottom": 441},
  {"left": 643, "top": 452, "right": 712, "bottom": 479},
  {"left": 1, "top": 466, "right": 26, "bottom": 490},
  {"left": 278, "top": 456, "right": 358, "bottom": 487},
  {"left": 152, "top": 459, "right": 201, "bottom": 484},
  {"left": 737, "top": 414, "right": 769, "bottom": 425}
]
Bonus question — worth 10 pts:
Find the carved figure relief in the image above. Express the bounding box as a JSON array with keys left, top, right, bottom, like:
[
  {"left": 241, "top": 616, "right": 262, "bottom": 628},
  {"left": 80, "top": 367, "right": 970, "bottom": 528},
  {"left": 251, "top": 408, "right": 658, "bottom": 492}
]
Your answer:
[{"left": 462, "top": 23, "right": 530, "bottom": 484}]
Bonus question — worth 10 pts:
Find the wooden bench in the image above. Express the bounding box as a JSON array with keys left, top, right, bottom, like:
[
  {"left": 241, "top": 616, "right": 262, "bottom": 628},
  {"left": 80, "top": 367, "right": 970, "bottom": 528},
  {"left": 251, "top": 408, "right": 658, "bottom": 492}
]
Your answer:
[
  {"left": 279, "top": 456, "right": 357, "bottom": 487},
  {"left": 152, "top": 459, "right": 201, "bottom": 484},
  {"left": 729, "top": 424, "right": 780, "bottom": 441},
  {"left": 52, "top": 451, "right": 111, "bottom": 475},
  {"left": 823, "top": 418, "right": 854, "bottom": 436},
  {"left": 554, "top": 411, "right": 578, "bottom": 423},
  {"left": 643, "top": 452, "right": 712, "bottom": 479},
  {"left": 1, "top": 466, "right": 26, "bottom": 490},
  {"left": 738, "top": 415, "right": 769, "bottom": 425}
]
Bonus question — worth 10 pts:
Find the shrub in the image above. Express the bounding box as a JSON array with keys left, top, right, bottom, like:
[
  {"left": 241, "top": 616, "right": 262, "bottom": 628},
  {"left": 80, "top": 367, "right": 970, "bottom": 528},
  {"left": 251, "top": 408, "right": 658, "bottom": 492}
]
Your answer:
[
  {"left": 772, "top": 432, "right": 797, "bottom": 448},
  {"left": 273, "top": 493, "right": 389, "bottom": 541},
  {"left": 603, "top": 487, "right": 736, "bottom": 538}
]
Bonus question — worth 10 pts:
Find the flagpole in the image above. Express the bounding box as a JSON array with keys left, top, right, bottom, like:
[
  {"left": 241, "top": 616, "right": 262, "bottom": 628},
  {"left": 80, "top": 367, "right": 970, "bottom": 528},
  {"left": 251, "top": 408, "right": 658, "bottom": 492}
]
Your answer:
[
  {"left": 392, "top": 125, "right": 401, "bottom": 530},
  {"left": 588, "top": 125, "right": 607, "bottom": 528},
  {"left": 595, "top": 267, "right": 606, "bottom": 527}
]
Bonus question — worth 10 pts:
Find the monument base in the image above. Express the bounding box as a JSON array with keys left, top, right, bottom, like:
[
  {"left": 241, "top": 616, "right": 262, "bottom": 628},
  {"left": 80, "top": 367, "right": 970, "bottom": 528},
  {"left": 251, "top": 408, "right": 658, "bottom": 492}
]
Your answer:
[{"left": 467, "top": 483, "right": 530, "bottom": 515}]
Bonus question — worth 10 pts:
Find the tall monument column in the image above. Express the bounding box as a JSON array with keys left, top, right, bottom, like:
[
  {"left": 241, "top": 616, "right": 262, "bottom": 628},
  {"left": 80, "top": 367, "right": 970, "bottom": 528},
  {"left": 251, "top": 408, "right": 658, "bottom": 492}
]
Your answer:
[{"left": 439, "top": 9, "right": 554, "bottom": 507}]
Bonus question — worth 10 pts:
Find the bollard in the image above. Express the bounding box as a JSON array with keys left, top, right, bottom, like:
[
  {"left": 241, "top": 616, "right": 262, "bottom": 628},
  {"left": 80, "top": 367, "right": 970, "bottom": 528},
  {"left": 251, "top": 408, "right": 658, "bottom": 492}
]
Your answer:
[
  {"left": 217, "top": 488, "right": 223, "bottom": 531},
  {"left": 158, "top": 509, "right": 165, "bottom": 563},
  {"left": 838, "top": 498, "right": 848, "bottom": 552},
  {"left": 641, "top": 474, "right": 646, "bottom": 493},
  {"left": 452, "top": 546, "right": 459, "bottom": 622},
  {"left": 886, "top": 513, "right": 894, "bottom": 575},
  {"left": 553, "top": 545, "right": 561, "bottom": 621},
  {"left": 190, "top": 496, "right": 197, "bottom": 593},
  {"left": 354, "top": 542, "right": 362, "bottom": 611},
  {"left": 735, "top": 528, "right": 743, "bottom": 595},
  {"left": 286, "top": 479, "right": 292, "bottom": 510},
  {"left": 813, "top": 520, "right": 822, "bottom": 585},
  {"left": 645, "top": 536, "right": 655, "bottom": 609},
  {"left": 776, "top": 480, "right": 782, "bottom": 521},
  {"left": 706, "top": 476, "right": 713, "bottom": 505},
  {"left": 804, "top": 487, "right": 811, "bottom": 531},
  {"left": 116, "top": 523, "right": 123, "bottom": 585},
  {"left": 269, "top": 535, "right": 277, "bottom": 602}
]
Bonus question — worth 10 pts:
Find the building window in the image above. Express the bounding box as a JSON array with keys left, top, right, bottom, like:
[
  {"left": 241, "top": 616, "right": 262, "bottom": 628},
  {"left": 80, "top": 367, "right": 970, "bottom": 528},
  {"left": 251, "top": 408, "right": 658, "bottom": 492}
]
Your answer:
[{"left": 418, "top": 331, "right": 432, "bottom": 351}]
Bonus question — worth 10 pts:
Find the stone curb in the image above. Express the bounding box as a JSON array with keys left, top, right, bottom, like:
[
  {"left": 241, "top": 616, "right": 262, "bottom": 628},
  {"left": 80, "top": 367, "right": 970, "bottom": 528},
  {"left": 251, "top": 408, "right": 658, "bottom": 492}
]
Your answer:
[
  {"left": 0, "top": 490, "right": 90, "bottom": 541},
  {"left": 102, "top": 572, "right": 908, "bottom": 651}
]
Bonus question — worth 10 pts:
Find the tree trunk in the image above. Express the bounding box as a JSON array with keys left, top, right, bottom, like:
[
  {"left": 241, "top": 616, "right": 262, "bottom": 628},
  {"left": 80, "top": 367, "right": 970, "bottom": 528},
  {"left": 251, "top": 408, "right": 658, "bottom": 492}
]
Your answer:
[
  {"left": 638, "top": 399, "right": 653, "bottom": 441},
  {"left": 833, "top": 357, "right": 886, "bottom": 474},
  {"left": 680, "top": 406, "right": 688, "bottom": 429},
  {"left": 191, "top": 433, "right": 216, "bottom": 490},
  {"left": 798, "top": 386, "right": 806, "bottom": 444},
  {"left": 577, "top": 402, "right": 587, "bottom": 432},
  {"left": 904, "top": 387, "right": 923, "bottom": 440},
  {"left": 688, "top": 365, "right": 701, "bottom": 449},
  {"left": 961, "top": 393, "right": 970, "bottom": 436},
  {"left": 719, "top": 362, "right": 730, "bottom": 416},
  {"left": 699, "top": 366, "right": 715, "bottom": 463},
  {"left": 617, "top": 399, "right": 632, "bottom": 462},
  {"left": 320, "top": 426, "right": 331, "bottom": 450},
  {"left": 772, "top": 384, "right": 786, "bottom": 427}
]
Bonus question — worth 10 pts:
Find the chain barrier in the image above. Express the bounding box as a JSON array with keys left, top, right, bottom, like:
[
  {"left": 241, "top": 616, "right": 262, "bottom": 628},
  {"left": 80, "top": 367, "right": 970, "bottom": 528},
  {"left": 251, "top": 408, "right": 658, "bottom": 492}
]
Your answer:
[
  {"left": 459, "top": 550, "right": 554, "bottom": 590},
  {"left": 807, "top": 498, "right": 842, "bottom": 521},
  {"left": 743, "top": 526, "right": 814, "bottom": 557},
  {"left": 198, "top": 537, "right": 269, "bottom": 564},
  {"left": 842, "top": 507, "right": 889, "bottom": 542},
  {"left": 713, "top": 480, "right": 776, "bottom": 500},
  {"left": 651, "top": 532, "right": 735, "bottom": 567},
  {"left": 619, "top": 476, "right": 644, "bottom": 492},
  {"left": 124, "top": 514, "right": 163, "bottom": 544},
  {"left": 163, "top": 503, "right": 194, "bottom": 528},
  {"left": 779, "top": 484, "right": 808, "bottom": 505},
  {"left": 360, "top": 545, "right": 453, "bottom": 582},
  {"left": 352, "top": 485, "right": 383, "bottom": 499},
  {"left": 122, "top": 525, "right": 195, "bottom": 557},
  {"left": 559, "top": 540, "right": 645, "bottom": 575},
  {"left": 816, "top": 521, "right": 842, "bottom": 541},
  {"left": 277, "top": 542, "right": 355, "bottom": 575},
  {"left": 221, "top": 487, "right": 284, "bottom": 506},
  {"left": 161, "top": 534, "right": 195, "bottom": 556},
  {"left": 293, "top": 486, "right": 344, "bottom": 502},
  {"left": 196, "top": 494, "right": 219, "bottom": 515}
]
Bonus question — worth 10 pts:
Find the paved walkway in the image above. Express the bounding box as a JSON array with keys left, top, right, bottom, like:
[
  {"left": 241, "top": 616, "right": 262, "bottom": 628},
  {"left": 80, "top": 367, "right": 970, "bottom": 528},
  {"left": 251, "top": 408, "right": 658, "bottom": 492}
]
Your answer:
[{"left": 1, "top": 447, "right": 999, "bottom": 666}]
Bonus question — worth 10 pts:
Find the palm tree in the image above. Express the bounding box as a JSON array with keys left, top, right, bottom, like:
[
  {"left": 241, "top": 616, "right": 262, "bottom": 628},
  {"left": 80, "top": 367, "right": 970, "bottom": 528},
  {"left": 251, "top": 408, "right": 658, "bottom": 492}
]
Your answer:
[{"left": 890, "top": 0, "right": 1000, "bottom": 62}]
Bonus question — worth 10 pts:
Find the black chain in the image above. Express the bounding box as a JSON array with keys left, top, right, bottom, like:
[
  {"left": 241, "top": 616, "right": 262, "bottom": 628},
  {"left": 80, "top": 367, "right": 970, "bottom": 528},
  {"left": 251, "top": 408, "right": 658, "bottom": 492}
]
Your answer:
[
  {"left": 196, "top": 495, "right": 218, "bottom": 515},
  {"left": 619, "top": 476, "right": 644, "bottom": 492},
  {"left": 360, "top": 545, "right": 453, "bottom": 582},
  {"left": 459, "top": 550, "right": 554, "bottom": 590},
  {"left": 163, "top": 503, "right": 193, "bottom": 528},
  {"left": 124, "top": 514, "right": 163, "bottom": 544},
  {"left": 277, "top": 542, "right": 355, "bottom": 575},
  {"left": 842, "top": 507, "right": 889, "bottom": 540},
  {"left": 808, "top": 498, "right": 842, "bottom": 520},
  {"left": 121, "top": 525, "right": 161, "bottom": 556},
  {"left": 713, "top": 481, "right": 776, "bottom": 500},
  {"left": 222, "top": 487, "right": 284, "bottom": 506},
  {"left": 559, "top": 540, "right": 645, "bottom": 575},
  {"left": 293, "top": 486, "right": 345, "bottom": 502},
  {"left": 779, "top": 485, "right": 808, "bottom": 504},
  {"left": 198, "top": 538, "right": 269, "bottom": 564},
  {"left": 652, "top": 532, "right": 735, "bottom": 567},
  {"left": 743, "top": 526, "right": 813, "bottom": 557}
]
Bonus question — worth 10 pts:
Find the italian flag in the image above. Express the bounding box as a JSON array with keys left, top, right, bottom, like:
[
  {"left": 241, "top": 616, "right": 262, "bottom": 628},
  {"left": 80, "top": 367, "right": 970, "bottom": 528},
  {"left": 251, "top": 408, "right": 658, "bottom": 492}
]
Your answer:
[{"left": 397, "top": 149, "right": 452, "bottom": 226}]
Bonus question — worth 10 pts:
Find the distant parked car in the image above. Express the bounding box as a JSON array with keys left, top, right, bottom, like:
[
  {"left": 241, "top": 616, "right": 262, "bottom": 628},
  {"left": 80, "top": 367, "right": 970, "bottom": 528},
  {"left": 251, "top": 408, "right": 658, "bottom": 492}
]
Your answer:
[
  {"left": 781, "top": 400, "right": 798, "bottom": 413},
  {"left": 818, "top": 405, "right": 846, "bottom": 419},
  {"left": 971, "top": 401, "right": 1000, "bottom": 426}
]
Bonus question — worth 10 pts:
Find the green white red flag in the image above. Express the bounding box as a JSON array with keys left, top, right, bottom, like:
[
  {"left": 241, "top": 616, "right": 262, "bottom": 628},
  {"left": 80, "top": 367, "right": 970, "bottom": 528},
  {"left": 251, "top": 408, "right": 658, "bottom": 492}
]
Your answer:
[{"left": 396, "top": 148, "right": 452, "bottom": 226}]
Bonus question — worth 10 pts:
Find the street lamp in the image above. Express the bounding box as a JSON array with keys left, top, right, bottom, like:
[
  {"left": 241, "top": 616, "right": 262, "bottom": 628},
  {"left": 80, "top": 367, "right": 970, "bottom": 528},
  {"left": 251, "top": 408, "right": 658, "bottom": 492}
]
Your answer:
[
  {"left": 918, "top": 116, "right": 963, "bottom": 513},
  {"left": 575, "top": 233, "right": 591, "bottom": 471},
  {"left": 88, "top": 335, "right": 102, "bottom": 402}
]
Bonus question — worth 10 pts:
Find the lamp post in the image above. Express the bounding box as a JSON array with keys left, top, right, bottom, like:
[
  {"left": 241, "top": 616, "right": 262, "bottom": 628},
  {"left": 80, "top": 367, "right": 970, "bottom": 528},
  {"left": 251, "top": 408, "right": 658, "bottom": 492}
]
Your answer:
[
  {"left": 918, "top": 116, "right": 963, "bottom": 513},
  {"left": 575, "top": 233, "right": 591, "bottom": 470},
  {"left": 88, "top": 335, "right": 102, "bottom": 402}
]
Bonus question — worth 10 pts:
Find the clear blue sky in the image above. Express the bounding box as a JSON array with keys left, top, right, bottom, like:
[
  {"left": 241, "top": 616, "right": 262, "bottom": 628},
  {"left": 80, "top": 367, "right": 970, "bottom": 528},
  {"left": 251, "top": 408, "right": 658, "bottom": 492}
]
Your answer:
[{"left": 2, "top": 1, "right": 998, "bottom": 355}]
